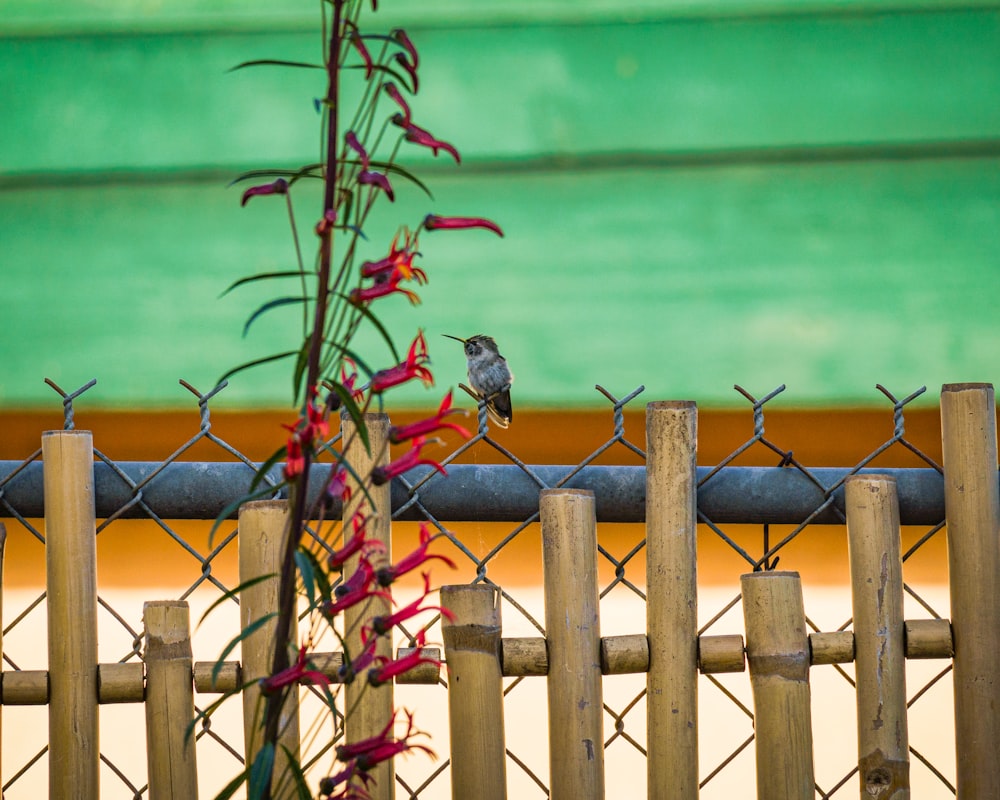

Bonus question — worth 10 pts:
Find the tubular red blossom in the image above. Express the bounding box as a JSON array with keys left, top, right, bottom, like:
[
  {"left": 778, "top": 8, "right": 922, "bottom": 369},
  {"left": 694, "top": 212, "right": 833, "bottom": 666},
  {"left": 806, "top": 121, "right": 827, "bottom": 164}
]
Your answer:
[
  {"left": 324, "top": 559, "right": 390, "bottom": 616},
  {"left": 349, "top": 270, "right": 421, "bottom": 305},
  {"left": 368, "top": 332, "right": 433, "bottom": 393},
  {"left": 366, "top": 573, "right": 456, "bottom": 637},
  {"left": 394, "top": 53, "right": 418, "bottom": 93},
  {"left": 335, "top": 709, "right": 434, "bottom": 770},
  {"left": 392, "top": 29, "right": 419, "bottom": 70},
  {"left": 376, "top": 523, "right": 457, "bottom": 586},
  {"left": 400, "top": 122, "right": 460, "bottom": 163},
  {"left": 328, "top": 513, "right": 385, "bottom": 571},
  {"left": 388, "top": 390, "right": 471, "bottom": 444},
  {"left": 368, "top": 630, "right": 442, "bottom": 686},
  {"left": 370, "top": 436, "right": 445, "bottom": 486},
  {"left": 423, "top": 214, "right": 503, "bottom": 237},
  {"left": 358, "top": 170, "right": 394, "bottom": 200},
  {"left": 324, "top": 466, "right": 352, "bottom": 509},
  {"left": 260, "top": 645, "right": 331, "bottom": 694},
  {"left": 349, "top": 32, "right": 374, "bottom": 78},
  {"left": 338, "top": 635, "right": 381, "bottom": 684},
  {"left": 384, "top": 83, "right": 411, "bottom": 126},
  {"left": 284, "top": 434, "right": 305, "bottom": 480},
  {"left": 240, "top": 178, "right": 288, "bottom": 207}
]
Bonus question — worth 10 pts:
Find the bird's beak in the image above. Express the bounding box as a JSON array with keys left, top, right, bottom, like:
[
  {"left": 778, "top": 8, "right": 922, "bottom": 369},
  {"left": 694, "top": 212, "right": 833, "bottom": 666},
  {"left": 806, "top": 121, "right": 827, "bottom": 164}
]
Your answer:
[{"left": 441, "top": 334, "right": 467, "bottom": 344}]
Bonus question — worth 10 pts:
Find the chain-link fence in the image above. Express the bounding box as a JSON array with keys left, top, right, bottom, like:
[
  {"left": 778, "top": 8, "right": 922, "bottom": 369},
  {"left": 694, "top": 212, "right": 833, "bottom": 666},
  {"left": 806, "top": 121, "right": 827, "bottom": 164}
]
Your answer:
[{"left": 0, "top": 377, "right": 967, "bottom": 798}]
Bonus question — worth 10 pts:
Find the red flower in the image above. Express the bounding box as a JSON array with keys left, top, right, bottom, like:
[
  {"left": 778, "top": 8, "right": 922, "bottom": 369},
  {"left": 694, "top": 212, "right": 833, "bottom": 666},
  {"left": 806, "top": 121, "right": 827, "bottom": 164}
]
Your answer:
[
  {"left": 328, "top": 512, "right": 385, "bottom": 571},
  {"left": 370, "top": 436, "right": 445, "bottom": 486},
  {"left": 376, "top": 523, "right": 457, "bottom": 586},
  {"left": 260, "top": 645, "right": 331, "bottom": 695},
  {"left": 399, "top": 121, "right": 460, "bottom": 163},
  {"left": 323, "top": 559, "right": 390, "bottom": 616},
  {"left": 424, "top": 214, "right": 503, "bottom": 237},
  {"left": 349, "top": 269, "right": 421, "bottom": 305},
  {"left": 388, "top": 390, "right": 470, "bottom": 444},
  {"left": 240, "top": 178, "right": 288, "bottom": 207},
  {"left": 345, "top": 131, "right": 394, "bottom": 200},
  {"left": 393, "top": 29, "right": 418, "bottom": 71},
  {"left": 365, "top": 572, "right": 456, "bottom": 637},
  {"left": 284, "top": 434, "right": 305, "bottom": 480},
  {"left": 368, "top": 630, "right": 442, "bottom": 686},
  {"left": 349, "top": 31, "right": 374, "bottom": 78},
  {"left": 338, "top": 635, "right": 380, "bottom": 684},
  {"left": 334, "top": 709, "right": 434, "bottom": 770},
  {"left": 384, "top": 83, "right": 411, "bottom": 126},
  {"left": 368, "top": 332, "right": 433, "bottom": 394}
]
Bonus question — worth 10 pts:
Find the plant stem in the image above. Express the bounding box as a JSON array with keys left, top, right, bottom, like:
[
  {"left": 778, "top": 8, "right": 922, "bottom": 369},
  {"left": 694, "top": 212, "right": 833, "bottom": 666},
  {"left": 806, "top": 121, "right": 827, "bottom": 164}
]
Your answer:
[{"left": 259, "top": 1, "right": 345, "bottom": 796}]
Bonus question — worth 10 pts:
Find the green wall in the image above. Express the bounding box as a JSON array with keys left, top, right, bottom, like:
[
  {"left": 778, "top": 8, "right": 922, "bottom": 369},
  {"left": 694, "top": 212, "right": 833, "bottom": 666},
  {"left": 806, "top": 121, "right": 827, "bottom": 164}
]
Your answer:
[{"left": 2, "top": 0, "right": 999, "bottom": 408}]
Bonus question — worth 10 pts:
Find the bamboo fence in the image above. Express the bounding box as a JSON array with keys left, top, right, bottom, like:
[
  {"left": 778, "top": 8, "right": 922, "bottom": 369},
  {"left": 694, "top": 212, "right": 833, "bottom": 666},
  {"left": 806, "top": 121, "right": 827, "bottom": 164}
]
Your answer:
[{"left": 1, "top": 382, "right": 997, "bottom": 798}]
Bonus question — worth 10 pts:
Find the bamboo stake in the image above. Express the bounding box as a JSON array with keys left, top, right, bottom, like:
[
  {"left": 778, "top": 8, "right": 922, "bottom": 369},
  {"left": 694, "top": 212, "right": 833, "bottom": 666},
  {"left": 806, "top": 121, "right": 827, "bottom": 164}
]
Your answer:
[
  {"left": 541, "top": 489, "right": 605, "bottom": 800},
  {"left": 342, "top": 413, "right": 394, "bottom": 800},
  {"left": 43, "top": 430, "right": 99, "bottom": 799},
  {"left": 144, "top": 601, "right": 199, "bottom": 799},
  {"left": 645, "top": 401, "right": 698, "bottom": 800},
  {"left": 441, "top": 584, "right": 506, "bottom": 800},
  {"left": 238, "top": 499, "right": 300, "bottom": 798},
  {"left": 940, "top": 382, "right": 1000, "bottom": 798},
  {"left": 845, "top": 475, "right": 909, "bottom": 799},
  {"left": 741, "top": 571, "right": 814, "bottom": 800}
]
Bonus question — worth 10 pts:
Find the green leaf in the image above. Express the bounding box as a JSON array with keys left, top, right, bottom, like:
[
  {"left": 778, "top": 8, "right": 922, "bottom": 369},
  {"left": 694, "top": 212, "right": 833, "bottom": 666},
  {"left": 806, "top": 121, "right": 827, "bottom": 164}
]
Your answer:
[
  {"left": 279, "top": 744, "right": 314, "bottom": 800},
  {"left": 197, "top": 573, "right": 276, "bottom": 627},
  {"left": 328, "top": 380, "right": 369, "bottom": 452},
  {"left": 230, "top": 163, "right": 324, "bottom": 187},
  {"left": 371, "top": 160, "right": 434, "bottom": 199},
  {"left": 243, "top": 296, "right": 309, "bottom": 338},
  {"left": 247, "top": 743, "right": 277, "bottom": 800},
  {"left": 249, "top": 446, "right": 288, "bottom": 494},
  {"left": 294, "top": 548, "right": 316, "bottom": 608},
  {"left": 220, "top": 270, "right": 314, "bottom": 298},
  {"left": 217, "top": 350, "right": 299, "bottom": 385},
  {"left": 212, "top": 613, "right": 279, "bottom": 685},
  {"left": 208, "top": 481, "right": 284, "bottom": 547},
  {"left": 212, "top": 765, "right": 250, "bottom": 800},
  {"left": 230, "top": 59, "right": 323, "bottom": 71}
]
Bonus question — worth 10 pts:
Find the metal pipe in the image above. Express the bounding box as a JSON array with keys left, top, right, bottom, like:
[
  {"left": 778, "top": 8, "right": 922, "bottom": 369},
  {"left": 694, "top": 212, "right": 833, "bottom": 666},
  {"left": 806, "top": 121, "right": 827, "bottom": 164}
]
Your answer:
[{"left": 0, "top": 461, "right": 951, "bottom": 525}]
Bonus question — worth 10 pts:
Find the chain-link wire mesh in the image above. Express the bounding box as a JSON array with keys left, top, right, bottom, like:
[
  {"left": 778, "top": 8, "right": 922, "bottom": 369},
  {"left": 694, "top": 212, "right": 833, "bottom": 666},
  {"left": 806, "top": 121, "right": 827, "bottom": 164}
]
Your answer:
[{"left": 0, "top": 378, "right": 956, "bottom": 797}]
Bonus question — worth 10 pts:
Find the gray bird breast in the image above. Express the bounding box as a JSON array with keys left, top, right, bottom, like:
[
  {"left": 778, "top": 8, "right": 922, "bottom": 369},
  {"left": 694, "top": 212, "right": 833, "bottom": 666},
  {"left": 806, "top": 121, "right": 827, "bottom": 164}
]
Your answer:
[{"left": 471, "top": 359, "right": 511, "bottom": 396}]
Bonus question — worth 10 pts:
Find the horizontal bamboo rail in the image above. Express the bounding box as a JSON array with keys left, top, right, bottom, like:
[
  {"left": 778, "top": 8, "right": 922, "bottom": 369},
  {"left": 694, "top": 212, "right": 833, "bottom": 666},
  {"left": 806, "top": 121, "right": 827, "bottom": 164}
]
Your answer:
[{"left": 0, "top": 622, "right": 955, "bottom": 705}]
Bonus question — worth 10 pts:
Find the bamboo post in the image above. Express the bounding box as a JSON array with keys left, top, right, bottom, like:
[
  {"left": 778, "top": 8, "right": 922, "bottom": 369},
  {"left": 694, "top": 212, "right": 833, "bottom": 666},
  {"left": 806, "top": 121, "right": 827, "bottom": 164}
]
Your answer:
[
  {"left": 144, "top": 601, "right": 199, "bottom": 799},
  {"left": 541, "top": 489, "right": 605, "bottom": 800},
  {"left": 741, "top": 571, "right": 814, "bottom": 800},
  {"left": 645, "top": 401, "right": 698, "bottom": 800},
  {"left": 342, "top": 413, "right": 394, "bottom": 800},
  {"left": 43, "top": 430, "right": 99, "bottom": 799},
  {"left": 238, "top": 499, "right": 300, "bottom": 797},
  {"left": 845, "top": 475, "right": 909, "bottom": 799},
  {"left": 940, "top": 383, "right": 1000, "bottom": 797},
  {"left": 440, "top": 584, "right": 506, "bottom": 800}
]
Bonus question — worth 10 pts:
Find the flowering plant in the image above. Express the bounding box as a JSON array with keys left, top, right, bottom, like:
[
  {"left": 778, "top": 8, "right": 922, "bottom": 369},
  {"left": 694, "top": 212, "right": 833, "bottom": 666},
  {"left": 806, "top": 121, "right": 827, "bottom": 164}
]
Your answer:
[{"left": 206, "top": 2, "right": 502, "bottom": 797}]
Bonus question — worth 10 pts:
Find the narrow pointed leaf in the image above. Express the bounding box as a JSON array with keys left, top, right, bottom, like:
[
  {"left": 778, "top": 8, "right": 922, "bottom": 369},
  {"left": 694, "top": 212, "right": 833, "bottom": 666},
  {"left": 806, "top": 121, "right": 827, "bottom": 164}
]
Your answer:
[
  {"left": 244, "top": 296, "right": 309, "bottom": 338},
  {"left": 230, "top": 58, "right": 323, "bottom": 71},
  {"left": 371, "top": 160, "right": 434, "bottom": 198},
  {"left": 295, "top": 548, "right": 316, "bottom": 607},
  {"left": 279, "top": 745, "right": 314, "bottom": 800},
  {"left": 198, "top": 573, "right": 277, "bottom": 627},
  {"left": 337, "top": 294, "right": 401, "bottom": 362},
  {"left": 249, "top": 446, "right": 289, "bottom": 494},
  {"left": 221, "top": 271, "right": 313, "bottom": 298},
  {"left": 208, "top": 481, "right": 283, "bottom": 547},
  {"left": 217, "top": 350, "right": 299, "bottom": 385},
  {"left": 247, "top": 744, "right": 276, "bottom": 800},
  {"left": 212, "top": 613, "right": 279, "bottom": 684}
]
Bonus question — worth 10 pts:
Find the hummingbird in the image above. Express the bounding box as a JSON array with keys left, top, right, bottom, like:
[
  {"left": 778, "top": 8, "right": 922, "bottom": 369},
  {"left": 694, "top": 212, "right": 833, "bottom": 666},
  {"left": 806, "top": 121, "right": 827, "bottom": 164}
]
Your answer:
[{"left": 443, "top": 334, "right": 514, "bottom": 428}]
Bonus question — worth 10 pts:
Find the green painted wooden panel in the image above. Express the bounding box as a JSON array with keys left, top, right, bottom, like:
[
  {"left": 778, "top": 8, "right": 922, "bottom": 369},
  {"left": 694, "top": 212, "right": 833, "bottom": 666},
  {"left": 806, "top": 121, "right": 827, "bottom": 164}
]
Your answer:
[
  {"left": 3, "top": 9, "right": 999, "bottom": 176},
  {"left": 2, "top": 156, "right": 998, "bottom": 408}
]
